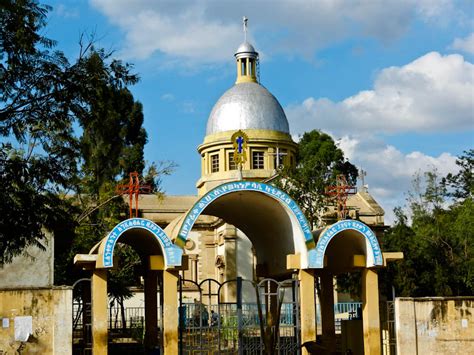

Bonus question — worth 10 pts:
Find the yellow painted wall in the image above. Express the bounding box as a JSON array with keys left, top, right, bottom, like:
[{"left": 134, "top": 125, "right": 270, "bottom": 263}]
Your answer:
[
  {"left": 395, "top": 297, "right": 474, "bottom": 354},
  {"left": 0, "top": 287, "right": 72, "bottom": 355},
  {"left": 196, "top": 129, "right": 297, "bottom": 195}
]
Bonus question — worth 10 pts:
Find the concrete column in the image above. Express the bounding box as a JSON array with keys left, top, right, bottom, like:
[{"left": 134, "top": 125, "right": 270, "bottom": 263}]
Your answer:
[
  {"left": 299, "top": 269, "right": 316, "bottom": 355},
  {"left": 144, "top": 270, "right": 159, "bottom": 351},
  {"left": 320, "top": 272, "right": 336, "bottom": 352},
  {"left": 163, "top": 270, "right": 179, "bottom": 355},
  {"left": 224, "top": 232, "right": 237, "bottom": 302},
  {"left": 91, "top": 269, "right": 108, "bottom": 355},
  {"left": 236, "top": 59, "right": 241, "bottom": 82},
  {"left": 362, "top": 268, "right": 381, "bottom": 355}
]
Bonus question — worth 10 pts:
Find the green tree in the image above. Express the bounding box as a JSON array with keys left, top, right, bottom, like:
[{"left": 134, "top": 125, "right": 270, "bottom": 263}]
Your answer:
[
  {"left": 0, "top": 0, "right": 79, "bottom": 264},
  {"left": 443, "top": 149, "right": 473, "bottom": 199},
  {"left": 276, "top": 130, "right": 358, "bottom": 229},
  {"left": 381, "top": 157, "right": 474, "bottom": 297},
  {"left": 54, "top": 49, "right": 148, "bottom": 287}
]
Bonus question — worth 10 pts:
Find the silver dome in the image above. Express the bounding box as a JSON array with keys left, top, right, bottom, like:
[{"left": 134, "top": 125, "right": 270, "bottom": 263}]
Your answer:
[
  {"left": 206, "top": 82, "right": 290, "bottom": 135},
  {"left": 235, "top": 41, "right": 258, "bottom": 60},
  {"left": 235, "top": 41, "right": 256, "bottom": 54}
]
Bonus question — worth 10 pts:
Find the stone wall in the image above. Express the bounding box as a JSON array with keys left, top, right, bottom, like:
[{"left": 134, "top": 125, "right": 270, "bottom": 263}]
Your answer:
[
  {"left": 395, "top": 297, "right": 474, "bottom": 354},
  {"left": 0, "top": 287, "right": 72, "bottom": 355},
  {"left": 0, "top": 234, "right": 53, "bottom": 288}
]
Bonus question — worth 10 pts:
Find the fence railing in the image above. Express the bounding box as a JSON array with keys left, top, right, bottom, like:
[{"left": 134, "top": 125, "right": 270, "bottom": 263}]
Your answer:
[
  {"left": 334, "top": 302, "right": 362, "bottom": 318},
  {"left": 73, "top": 301, "right": 362, "bottom": 331},
  {"left": 73, "top": 302, "right": 159, "bottom": 331}
]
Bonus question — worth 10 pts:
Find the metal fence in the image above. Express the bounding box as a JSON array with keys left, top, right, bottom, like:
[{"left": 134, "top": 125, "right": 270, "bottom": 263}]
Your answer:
[{"left": 179, "top": 277, "right": 301, "bottom": 355}]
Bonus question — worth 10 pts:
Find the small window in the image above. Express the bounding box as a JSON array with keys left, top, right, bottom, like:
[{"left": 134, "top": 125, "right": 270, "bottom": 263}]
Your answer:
[
  {"left": 252, "top": 151, "right": 265, "bottom": 169},
  {"left": 211, "top": 154, "right": 219, "bottom": 173},
  {"left": 228, "top": 152, "right": 237, "bottom": 170},
  {"left": 273, "top": 148, "right": 287, "bottom": 169}
]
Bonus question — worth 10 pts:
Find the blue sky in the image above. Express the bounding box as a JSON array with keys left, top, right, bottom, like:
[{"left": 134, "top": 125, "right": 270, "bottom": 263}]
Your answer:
[{"left": 45, "top": 0, "right": 473, "bottom": 224}]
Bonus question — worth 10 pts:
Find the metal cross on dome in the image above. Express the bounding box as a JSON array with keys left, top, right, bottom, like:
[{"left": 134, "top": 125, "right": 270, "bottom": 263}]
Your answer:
[{"left": 116, "top": 172, "right": 151, "bottom": 219}]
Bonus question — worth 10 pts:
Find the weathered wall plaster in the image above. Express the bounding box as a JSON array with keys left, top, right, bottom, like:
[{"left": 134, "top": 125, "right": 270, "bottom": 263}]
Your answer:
[
  {"left": 0, "top": 234, "right": 53, "bottom": 288},
  {"left": 0, "top": 287, "right": 72, "bottom": 355},
  {"left": 395, "top": 297, "right": 474, "bottom": 354}
]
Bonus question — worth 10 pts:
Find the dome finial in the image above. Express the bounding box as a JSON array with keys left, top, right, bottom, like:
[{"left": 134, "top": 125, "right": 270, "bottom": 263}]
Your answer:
[
  {"left": 243, "top": 16, "right": 248, "bottom": 42},
  {"left": 235, "top": 17, "right": 258, "bottom": 84}
]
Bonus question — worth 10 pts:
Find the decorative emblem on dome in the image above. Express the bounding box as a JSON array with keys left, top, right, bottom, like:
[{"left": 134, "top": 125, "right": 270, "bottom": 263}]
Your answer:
[{"left": 231, "top": 130, "right": 249, "bottom": 166}]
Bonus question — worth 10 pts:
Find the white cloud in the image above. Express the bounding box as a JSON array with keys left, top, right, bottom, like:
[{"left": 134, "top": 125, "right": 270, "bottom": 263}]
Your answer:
[
  {"left": 287, "top": 52, "right": 474, "bottom": 135},
  {"left": 90, "top": 0, "right": 460, "bottom": 64},
  {"left": 449, "top": 33, "right": 474, "bottom": 54},
  {"left": 180, "top": 101, "right": 197, "bottom": 114},
  {"left": 338, "top": 134, "right": 459, "bottom": 224},
  {"left": 287, "top": 51, "right": 470, "bottom": 224},
  {"left": 90, "top": 0, "right": 241, "bottom": 62},
  {"left": 54, "top": 4, "right": 80, "bottom": 18},
  {"left": 160, "top": 93, "right": 175, "bottom": 101}
]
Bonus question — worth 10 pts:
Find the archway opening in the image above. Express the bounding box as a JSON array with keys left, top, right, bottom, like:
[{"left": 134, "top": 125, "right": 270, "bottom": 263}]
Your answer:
[
  {"left": 313, "top": 220, "right": 384, "bottom": 354},
  {"left": 325, "top": 230, "right": 368, "bottom": 274},
  {"left": 167, "top": 182, "right": 313, "bottom": 354},
  {"left": 170, "top": 182, "right": 314, "bottom": 280},
  {"left": 74, "top": 218, "right": 182, "bottom": 355},
  {"left": 202, "top": 190, "right": 296, "bottom": 278}
]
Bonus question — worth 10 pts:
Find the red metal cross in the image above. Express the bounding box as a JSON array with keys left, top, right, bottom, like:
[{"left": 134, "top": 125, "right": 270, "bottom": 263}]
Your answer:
[
  {"left": 116, "top": 172, "right": 151, "bottom": 219},
  {"left": 325, "top": 174, "right": 357, "bottom": 220}
]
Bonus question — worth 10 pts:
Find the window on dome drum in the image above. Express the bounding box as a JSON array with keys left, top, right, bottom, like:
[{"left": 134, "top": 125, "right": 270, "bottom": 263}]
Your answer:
[
  {"left": 211, "top": 154, "right": 219, "bottom": 173},
  {"left": 273, "top": 149, "right": 287, "bottom": 169},
  {"left": 228, "top": 152, "right": 237, "bottom": 170},
  {"left": 252, "top": 151, "right": 265, "bottom": 169}
]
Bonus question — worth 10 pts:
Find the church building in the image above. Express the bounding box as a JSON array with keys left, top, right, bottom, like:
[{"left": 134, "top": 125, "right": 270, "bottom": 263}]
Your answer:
[{"left": 138, "top": 35, "right": 386, "bottom": 299}]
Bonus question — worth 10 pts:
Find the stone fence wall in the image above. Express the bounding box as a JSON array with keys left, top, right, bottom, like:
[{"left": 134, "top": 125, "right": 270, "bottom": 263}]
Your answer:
[
  {"left": 0, "top": 287, "right": 72, "bottom": 355},
  {"left": 395, "top": 297, "right": 474, "bottom": 354}
]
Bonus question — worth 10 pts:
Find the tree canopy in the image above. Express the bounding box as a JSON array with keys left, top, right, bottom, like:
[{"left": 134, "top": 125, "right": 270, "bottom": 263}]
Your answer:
[
  {"left": 1, "top": 0, "right": 78, "bottom": 263},
  {"left": 0, "top": 1, "right": 170, "bottom": 279},
  {"left": 381, "top": 150, "right": 474, "bottom": 297},
  {"left": 276, "top": 130, "right": 358, "bottom": 229}
]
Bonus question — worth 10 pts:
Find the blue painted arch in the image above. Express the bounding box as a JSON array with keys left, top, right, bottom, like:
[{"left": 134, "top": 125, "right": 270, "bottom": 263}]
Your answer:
[
  {"left": 176, "top": 181, "right": 316, "bottom": 254},
  {"left": 313, "top": 219, "right": 383, "bottom": 269},
  {"left": 99, "top": 218, "right": 183, "bottom": 268}
]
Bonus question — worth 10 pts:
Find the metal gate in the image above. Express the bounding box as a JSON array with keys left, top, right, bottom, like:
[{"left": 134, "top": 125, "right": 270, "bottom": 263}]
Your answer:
[
  {"left": 179, "top": 276, "right": 301, "bottom": 354},
  {"left": 381, "top": 301, "right": 396, "bottom": 355},
  {"left": 72, "top": 278, "right": 92, "bottom": 355}
]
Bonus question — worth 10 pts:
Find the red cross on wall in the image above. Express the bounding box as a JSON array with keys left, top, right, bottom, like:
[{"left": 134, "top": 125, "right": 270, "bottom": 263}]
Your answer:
[
  {"left": 325, "top": 174, "right": 357, "bottom": 220},
  {"left": 116, "top": 172, "right": 151, "bottom": 219}
]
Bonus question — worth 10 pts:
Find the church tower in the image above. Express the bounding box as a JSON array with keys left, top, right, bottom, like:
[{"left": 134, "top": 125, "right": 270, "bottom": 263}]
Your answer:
[{"left": 196, "top": 19, "right": 297, "bottom": 195}]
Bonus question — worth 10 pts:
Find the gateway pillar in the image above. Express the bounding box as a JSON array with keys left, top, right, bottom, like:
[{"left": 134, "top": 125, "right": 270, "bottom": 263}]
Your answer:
[
  {"left": 91, "top": 269, "right": 108, "bottom": 355},
  {"left": 163, "top": 270, "right": 179, "bottom": 354},
  {"left": 362, "top": 268, "right": 381, "bottom": 355},
  {"left": 299, "top": 269, "right": 317, "bottom": 355}
]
